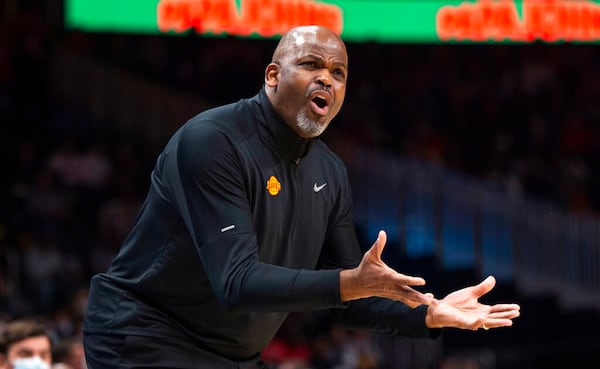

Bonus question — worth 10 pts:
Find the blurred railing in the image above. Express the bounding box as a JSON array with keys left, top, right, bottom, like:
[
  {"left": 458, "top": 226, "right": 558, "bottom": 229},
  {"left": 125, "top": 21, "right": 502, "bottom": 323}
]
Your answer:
[{"left": 341, "top": 148, "right": 600, "bottom": 311}]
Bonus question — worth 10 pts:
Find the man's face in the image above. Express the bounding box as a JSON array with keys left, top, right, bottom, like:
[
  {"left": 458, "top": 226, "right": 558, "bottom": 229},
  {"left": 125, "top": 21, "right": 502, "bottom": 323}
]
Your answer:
[
  {"left": 2, "top": 336, "right": 52, "bottom": 369},
  {"left": 266, "top": 26, "right": 348, "bottom": 138}
]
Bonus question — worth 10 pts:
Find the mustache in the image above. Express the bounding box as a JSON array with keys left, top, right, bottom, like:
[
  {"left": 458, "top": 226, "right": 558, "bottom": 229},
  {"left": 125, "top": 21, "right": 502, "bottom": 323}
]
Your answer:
[{"left": 308, "top": 85, "right": 330, "bottom": 94}]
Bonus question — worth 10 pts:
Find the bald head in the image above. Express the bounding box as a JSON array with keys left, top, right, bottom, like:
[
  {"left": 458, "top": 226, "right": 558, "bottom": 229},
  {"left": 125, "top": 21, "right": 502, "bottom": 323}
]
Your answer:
[{"left": 272, "top": 25, "right": 347, "bottom": 64}]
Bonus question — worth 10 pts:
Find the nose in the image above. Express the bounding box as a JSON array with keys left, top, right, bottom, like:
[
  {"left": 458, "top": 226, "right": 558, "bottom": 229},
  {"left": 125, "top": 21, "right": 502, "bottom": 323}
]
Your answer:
[{"left": 315, "top": 71, "right": 332, "bottom": 88}]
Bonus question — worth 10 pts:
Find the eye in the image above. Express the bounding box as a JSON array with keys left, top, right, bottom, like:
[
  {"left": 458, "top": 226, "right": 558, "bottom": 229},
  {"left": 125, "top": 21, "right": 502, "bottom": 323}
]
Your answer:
[
  {"left": 300, "top": 61, "right": 318, "bottom": 68},
  {"left": 333, "top": 68, "right": 346, "bottom": 79}
]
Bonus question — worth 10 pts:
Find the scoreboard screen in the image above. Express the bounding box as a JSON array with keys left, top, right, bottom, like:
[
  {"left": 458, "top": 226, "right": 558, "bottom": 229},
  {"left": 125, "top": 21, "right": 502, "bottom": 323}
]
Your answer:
[{"left": 65, "top": 0, "right": 600, "bottom": 43}]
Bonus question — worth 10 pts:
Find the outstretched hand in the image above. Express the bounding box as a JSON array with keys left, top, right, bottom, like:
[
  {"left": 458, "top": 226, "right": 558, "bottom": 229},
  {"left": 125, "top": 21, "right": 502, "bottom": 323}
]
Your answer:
[
  {"left": 425, "top": 276, "right": 521, "bottom": 330},
  {"left": 340, "top": 230, "right": 434, "bottom": 307}
]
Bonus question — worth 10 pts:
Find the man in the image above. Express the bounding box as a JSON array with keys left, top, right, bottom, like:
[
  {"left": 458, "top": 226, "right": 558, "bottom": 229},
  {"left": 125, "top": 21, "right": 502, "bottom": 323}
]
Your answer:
[
  {"left": 0, "top": 319, "right": 52, "bottom": 369},
  {"left": 82, "top": 25, "right": 520, "bottom": 368}
]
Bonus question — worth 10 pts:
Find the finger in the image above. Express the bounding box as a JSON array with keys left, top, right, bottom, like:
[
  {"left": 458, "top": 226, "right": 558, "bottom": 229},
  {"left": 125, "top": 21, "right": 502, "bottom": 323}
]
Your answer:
[
  {"left": 487, "top": 309, "right": 521, "bottom": 320},
  {"left": 400, "top": 286, "right": 433, "bottom": 305},
  {"left": 471, "top": 275, "right": 496, "bottom": 298},
  {"left": 399, "top": 294, "right": 432, "bottom": 308},
  {"left": 481, "top": 318, "right": 515, "bottom": 329},
  {"left": 489, "top": 303, "right": 521, "bottom": 313},
  {"left": 397, "top": 275, "right": 426, "bottom": 286}
]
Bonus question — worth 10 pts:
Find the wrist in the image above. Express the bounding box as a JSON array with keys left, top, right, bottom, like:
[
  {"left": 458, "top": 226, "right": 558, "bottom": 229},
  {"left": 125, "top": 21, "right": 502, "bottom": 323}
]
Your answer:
[
  {"left": 339, "top": 268, "right": 360, "bottom": 302},
  {"left": 425, "top": 299, "right": 440, "bottom": 328}
]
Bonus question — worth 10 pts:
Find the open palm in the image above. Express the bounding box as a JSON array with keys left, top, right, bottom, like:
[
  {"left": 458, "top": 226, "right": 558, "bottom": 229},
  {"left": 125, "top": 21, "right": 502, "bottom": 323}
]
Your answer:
[{"left": 426, "top": 276, "right": 521, "bottom": 330}]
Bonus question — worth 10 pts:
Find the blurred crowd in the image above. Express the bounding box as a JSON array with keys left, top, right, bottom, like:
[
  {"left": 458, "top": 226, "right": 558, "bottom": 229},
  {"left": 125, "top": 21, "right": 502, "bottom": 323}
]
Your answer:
[{"left": 1, "top": 1, "right": 600, "bottom": 368}]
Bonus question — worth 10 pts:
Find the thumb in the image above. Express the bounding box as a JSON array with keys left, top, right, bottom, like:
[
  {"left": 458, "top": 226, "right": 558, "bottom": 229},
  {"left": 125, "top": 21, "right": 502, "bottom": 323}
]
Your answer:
[
  {"left": 472, "top": 275, "right": 496, "bottom": 298},
  {"left": 371, "top": 230, "right": 387, "bottom": 260}
]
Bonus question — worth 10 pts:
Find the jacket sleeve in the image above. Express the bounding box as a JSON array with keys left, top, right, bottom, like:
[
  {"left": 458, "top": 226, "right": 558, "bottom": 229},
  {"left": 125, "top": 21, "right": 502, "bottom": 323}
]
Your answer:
[
  {"left": 170, "top": 120, "right": 346, "bottom": 313},
  {"left": 335, "top": 298, "right": 441, "bottom": 339}
]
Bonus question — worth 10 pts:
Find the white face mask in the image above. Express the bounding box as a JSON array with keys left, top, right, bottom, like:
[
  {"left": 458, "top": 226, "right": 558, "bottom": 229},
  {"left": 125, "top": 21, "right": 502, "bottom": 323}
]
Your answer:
[{"left": 11, "top": 356, "right": 50, "bottom": 369}]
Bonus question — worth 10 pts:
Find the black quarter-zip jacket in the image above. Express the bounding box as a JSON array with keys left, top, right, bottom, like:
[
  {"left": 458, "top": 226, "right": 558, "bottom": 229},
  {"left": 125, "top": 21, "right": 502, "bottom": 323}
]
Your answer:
[{"left": 83, "top": 87, "right": 434, "bottom": 361}]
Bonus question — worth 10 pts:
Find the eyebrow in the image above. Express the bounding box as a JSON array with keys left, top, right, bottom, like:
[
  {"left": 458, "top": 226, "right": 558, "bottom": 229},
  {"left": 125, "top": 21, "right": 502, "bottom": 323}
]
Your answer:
[{"left": 302, "top": 54, "right": 347, "bottom": 68}]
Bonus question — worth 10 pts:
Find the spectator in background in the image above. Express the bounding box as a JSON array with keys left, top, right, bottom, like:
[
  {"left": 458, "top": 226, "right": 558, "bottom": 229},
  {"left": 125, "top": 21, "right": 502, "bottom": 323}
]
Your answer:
[{"left": 0, "top": 319, "right": 52, "bottom": 369}]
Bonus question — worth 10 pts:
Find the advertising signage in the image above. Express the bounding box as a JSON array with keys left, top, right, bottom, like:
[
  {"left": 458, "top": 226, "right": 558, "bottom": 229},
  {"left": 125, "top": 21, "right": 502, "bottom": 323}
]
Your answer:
[{"left": 65, "top": 0, "right": 600, "bottom": 43}]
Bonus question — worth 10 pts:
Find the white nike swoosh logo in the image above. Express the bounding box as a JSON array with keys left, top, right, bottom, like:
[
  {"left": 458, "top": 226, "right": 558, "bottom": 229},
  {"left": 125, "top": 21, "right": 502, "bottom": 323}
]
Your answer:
[{"left": 313, "top": 182, "right": 327, "bottom": 192}]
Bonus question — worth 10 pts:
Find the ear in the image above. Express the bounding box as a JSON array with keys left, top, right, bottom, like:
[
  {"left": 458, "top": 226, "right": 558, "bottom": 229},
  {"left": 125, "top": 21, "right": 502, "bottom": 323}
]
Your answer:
[{"left": 265, "top": 63, "right": 280, "bottom": 87}]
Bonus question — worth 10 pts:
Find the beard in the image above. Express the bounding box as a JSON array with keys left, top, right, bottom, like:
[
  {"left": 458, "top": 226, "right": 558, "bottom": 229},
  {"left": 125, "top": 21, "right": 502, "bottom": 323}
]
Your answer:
[{"left": 296, "top": 110, "right": 328, "bottom": 138}]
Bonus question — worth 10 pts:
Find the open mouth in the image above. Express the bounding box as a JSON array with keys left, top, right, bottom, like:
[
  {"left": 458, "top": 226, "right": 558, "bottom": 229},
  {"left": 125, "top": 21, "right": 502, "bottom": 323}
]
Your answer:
[
  {"left": 309, "top": 92, "right": 331, "bottom": 116},
  {"left": 313, "top": 96, "right": 327, "bottom": 109}
]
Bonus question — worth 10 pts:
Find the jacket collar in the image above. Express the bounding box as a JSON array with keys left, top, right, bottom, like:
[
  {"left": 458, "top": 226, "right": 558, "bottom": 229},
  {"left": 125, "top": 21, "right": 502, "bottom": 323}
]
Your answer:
[{"left": 256, "top": 86, "right": 316, "bottom": 165}]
